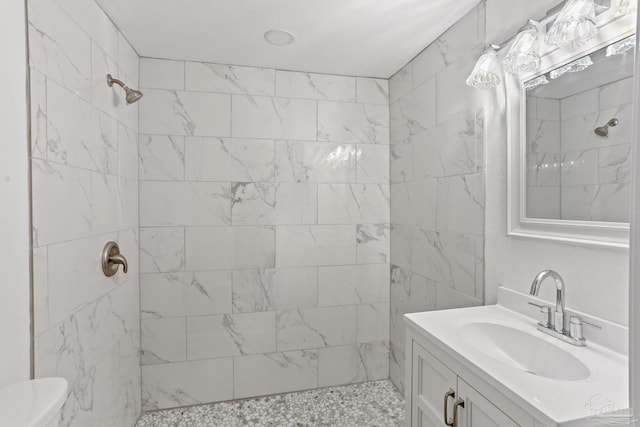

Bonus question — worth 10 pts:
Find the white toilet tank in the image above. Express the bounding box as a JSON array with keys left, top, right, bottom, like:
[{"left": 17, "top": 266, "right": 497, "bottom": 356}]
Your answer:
[{"left": 0, "top": 377, "right": 68, "bottom": 427}]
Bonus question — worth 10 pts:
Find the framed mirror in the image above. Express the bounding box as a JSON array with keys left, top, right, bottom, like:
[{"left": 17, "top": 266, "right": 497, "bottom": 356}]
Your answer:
[{"left": 507, "top": 9, "right": 635, "bottom": 248}]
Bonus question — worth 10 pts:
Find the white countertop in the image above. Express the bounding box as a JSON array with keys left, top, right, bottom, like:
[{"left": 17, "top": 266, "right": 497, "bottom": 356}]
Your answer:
[{"left": 404, "top": 288, "right": 628, "bottom": 426}]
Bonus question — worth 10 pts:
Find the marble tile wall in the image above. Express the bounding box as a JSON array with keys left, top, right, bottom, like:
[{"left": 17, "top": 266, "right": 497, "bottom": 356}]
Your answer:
[
  {"left": 388, "top": 4, "right": 486, "bottom": 394},
  {"left": 138, "top": 59, "right": 391, "bottom": 409},
  {"left": 27, "top": 0, "right": 141, "bottom": 425},
  {"left": 558, "top": 78, "right": 632, "bottom": 222}
]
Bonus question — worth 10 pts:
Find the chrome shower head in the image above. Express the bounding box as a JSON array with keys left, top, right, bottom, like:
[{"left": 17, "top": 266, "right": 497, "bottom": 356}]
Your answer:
[
  {"left": 106, "top": 74, "right": 143, "bottom": 105},
  {"left": 594, "top": 118, "right": 619, "bottom": 137}
]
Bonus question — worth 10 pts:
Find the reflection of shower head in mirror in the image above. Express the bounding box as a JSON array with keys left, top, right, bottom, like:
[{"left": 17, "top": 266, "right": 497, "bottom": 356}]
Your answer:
[{"left": 594, "top": 118, "right": 619, "bottom": 137}]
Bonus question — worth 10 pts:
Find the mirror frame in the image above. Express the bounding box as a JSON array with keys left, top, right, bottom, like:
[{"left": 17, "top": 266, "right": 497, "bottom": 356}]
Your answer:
[{"left": 506, "top": 6, "right": 636, "bottom": 248}]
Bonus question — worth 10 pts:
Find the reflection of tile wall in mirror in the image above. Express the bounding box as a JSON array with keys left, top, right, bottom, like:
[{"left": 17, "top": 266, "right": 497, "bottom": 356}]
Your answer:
[{"left": 525, "top": 41, "right": 633, "bottom": 223}]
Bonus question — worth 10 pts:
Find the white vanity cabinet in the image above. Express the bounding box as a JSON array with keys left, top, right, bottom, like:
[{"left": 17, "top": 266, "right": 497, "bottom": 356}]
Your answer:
[{"left": 406, "top": 333, "right": 536, "bottom": 427}]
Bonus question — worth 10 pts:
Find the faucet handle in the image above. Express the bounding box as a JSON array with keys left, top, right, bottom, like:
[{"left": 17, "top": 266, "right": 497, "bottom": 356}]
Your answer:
[
  {"left": 528, "top": 302, "right": 552, "bottom": 328},
  {"left": 569, "top": 316, "right": 601, "bottom": 341}
]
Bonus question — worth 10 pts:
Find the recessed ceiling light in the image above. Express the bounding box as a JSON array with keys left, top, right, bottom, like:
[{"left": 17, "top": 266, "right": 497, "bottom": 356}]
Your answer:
[{"left": 264, "top": 29, "right": 295, "bottom": 46}]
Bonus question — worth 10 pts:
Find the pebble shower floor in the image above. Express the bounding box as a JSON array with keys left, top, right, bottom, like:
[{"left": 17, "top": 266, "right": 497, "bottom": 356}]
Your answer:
[{"left": 136, "top": 380, "right": 404, "bottom": 427}]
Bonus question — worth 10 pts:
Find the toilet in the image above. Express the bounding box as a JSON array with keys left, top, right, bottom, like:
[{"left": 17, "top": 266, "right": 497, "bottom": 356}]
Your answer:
[{"left": 0, "top": 377, "right": 68, "bottom": 427}]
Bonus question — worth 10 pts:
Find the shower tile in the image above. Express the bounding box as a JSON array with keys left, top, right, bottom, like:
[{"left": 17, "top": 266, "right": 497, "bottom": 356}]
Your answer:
[
  {"left": 139, "top": 89, "right": 231, "bottom": 136},
  {"left": 28, "top": 0, "right": 91, "bottom": 100},
  {"left": 117, "top": 33, "right": 140, "bottom": 88},
  {"left": 318, "top": 101, "right": 389, "bottom": 144},
  {"left": 276, "top": 306, "right": 356, "bottom": 351},
  {"left": 318, "top": 264, "right": 390, "bottom": 306},
  {"left": 357, "top": 144, "right": 389, "bottom": 184},
  {"left": 232, "top": 267, "right": 318, "bottom": 313},
  {"left": 390, "top": 180, "right": 437, "bottom": 228},
  {"left": 142, "top": 358, "right": 234, "bottom": 410},
  {"left": 91, "top": 42, "right": 120, "bottom": 118},
  {"left": 357, "top": 303, "right": 390, "bottom": 343},
  {"left": 185, "top": 137, "right": 277, "bottom": 183},
  {"left": 560, "top": 149, "right": 598, "bottom": 186},
  {"left": 411, "top": 230, "right": 476, "bottom": 298},
  {"left": 140, "top": 227, "right": 185, "bottom": 273},
  {"left": 389, "top": 62, "right": 412, "bottom": 103},
  {"left": 186, "top": 312, "right": 276, "bottom": 359},
  {"left": 599, "top": 144, "right": 631, "bottom": 185},
  {"left": 185, "top": 226, "right": 275, "bottom": 271},
  {"left": 561, "top": 88, "right": 598, "bottom": 120},
  {"left": 275, "top": 225, "right": 356, "bottom": 267},
  {"left": 318, "top": 342, "right": 389, "bottom": 387},
  {"left": 274, "top": 141, "right": 357, "bottom": 183},
  {"left": 32, "top": 247, "right": 48, "bottom": 336},
  {"left": 526, "top": 119, "right": 560, "bottom": 154},
  {"left": 47, "top": 80, "right": 117, "bottom": 174},
  {"left": 141, "top": 271, "right": 232, "bottom": 318},
  {"left": 140, "top": 181, "right": 232, "bottom": 226},
  {"left": 234, "top": 350, "right": 318, "bottom": 399},
  {"left": 55, "top": 0, "right": 119, "bottom": 61},
  {"left": 389, "top": 225, "right": 413, "bottom": 271},
  {"left": 30, "top": 69, "right": 47, "bottom": 160},
  {"left": 526, "top": 187, "right": 560, "bottom": 219},
  {"left": 356, "top": 77, "right": 389, "bottom": 105},
  {"left": 231, "top": 182, "right": 317, "bottom": 225},
  {"left": 356, "top": 224, "right": 390, "bottom": 264},
  {"left": 535, "top": 98, "right": 560, "bottom": 121},
  {"left": 531, "top": 153, "right": 562, "bottom": 187},
  {"left": 140, "top": 58, "right": 185, "bottom": 90},
  {"left": 561, "top": 183, "right": 630, "bottom": 223},
  {"left": 91, "top": 173, "right": 126, "bottom": 234},
  {"left": 186, "top": 62, "right": 275, "bottom": 96},
  {"left": 31, "top": 159, "right": 92, "bottom": 247},
  {"left": 412, "top": 110, "right": 477, "bottom": 179},
  {"left": 275, "top": 71, "right": 356, "bottom": 102},
  {"left": 139, "top": 135, "right": 185, "bottom": 181},
  {"left": 141, "top": 318, "right": 187, "bottom": 365},
  {"left": 600, "top": 77, "right": 634, "bottom": 110},
  {"left": 435, "top": 285, "right": 482, "bottom": 311},
  {"left": 389, "top": 142, "right": 412, "bottom": 183},
  {"left": 435, "top": 55, "right": 481, "bottom": 123},
  {"left": 117, "top": 124, "right": 139, "bottom": 180},
  {"left": 436, "top": 173, "right": 484, "bottom": 236},
  {"left": 318, "top": 184, "right": 389, "bottom": 224},
  {"left": 389, "top": 78, "right": 435, "bottom": 144},
  {"left": 231, "top": 95, "right": 316, "bottom": 140}
]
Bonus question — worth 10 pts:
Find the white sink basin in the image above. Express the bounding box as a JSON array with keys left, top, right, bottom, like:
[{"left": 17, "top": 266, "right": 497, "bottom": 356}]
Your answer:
[{"left": 459, "top": 322, "right": 590, "bottom": 381}]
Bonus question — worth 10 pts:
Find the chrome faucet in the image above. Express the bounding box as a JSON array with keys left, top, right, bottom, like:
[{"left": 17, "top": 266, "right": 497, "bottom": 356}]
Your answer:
[
  {"left": 528, "top": 270, "right": 599, "bottom": 346},
  {"left": 530, "top": 270, "right": 566, "bottom": 333}
]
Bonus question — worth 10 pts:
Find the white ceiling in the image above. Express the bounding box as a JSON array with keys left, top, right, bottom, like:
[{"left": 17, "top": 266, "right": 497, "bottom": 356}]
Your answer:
[{"left": 96, "top": 0, "right": 480, "bottom": 78}]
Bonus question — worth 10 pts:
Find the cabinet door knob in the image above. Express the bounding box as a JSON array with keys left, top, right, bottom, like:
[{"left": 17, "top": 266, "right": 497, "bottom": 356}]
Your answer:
[
  {"left": 452, "top": 398, "right": 465, "bottom": 427},
  {"left": 443, "top": 389, "right": 455, "bottom": 426}
]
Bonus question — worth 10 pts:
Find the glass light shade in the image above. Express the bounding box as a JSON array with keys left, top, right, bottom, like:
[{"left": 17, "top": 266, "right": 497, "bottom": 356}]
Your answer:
[
  {"left": 619, "top": 0, "right": 637, "bottom": 15},
  {"left": 503, "top": 28, "right": 541, "bottom": 74},
  {"left": 545, "top": 0, "right": 597, "bottom": 51},
  {"left": 524, "top": 75, "right": 549, "bottom": 90},
  {"left": 606, "top": 35, "right": 636, "bottom": 56},
  {"left": 466, "top": 50, "right": 502, "bottom": 90},
  {"left": 549, "top": 56, "right": 593, "bottom": 79}
]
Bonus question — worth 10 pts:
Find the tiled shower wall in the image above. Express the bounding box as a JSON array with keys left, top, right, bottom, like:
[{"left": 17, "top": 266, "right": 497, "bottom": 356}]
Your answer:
[
  {"left": 28, "top": 0, "right": 141, "bottom": 425},
  {"left": 389, "top": 4, "right": 486, "bottom": 393},
  {"left": 527, "top": 78, "right": 632, "bottom": 222},
  {"left": 138, "top": 59, "right": 391, "bottom": 409}
]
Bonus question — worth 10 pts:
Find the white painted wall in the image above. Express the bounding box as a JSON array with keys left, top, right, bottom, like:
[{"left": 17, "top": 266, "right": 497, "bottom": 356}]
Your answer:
[
  {"left": 484, "top": 0, "right": 630, "bottom": 325},
  {"left": 0, "top": 1, "right": 32, "bottom": 387}
]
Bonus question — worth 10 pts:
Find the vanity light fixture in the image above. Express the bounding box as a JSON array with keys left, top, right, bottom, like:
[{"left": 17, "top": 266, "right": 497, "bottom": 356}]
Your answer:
[
  {"left": 503, "top": 21, "right": 541, "bottom": 74},
  {"left": 545, "top": 0, "right": 598, "bottom": 51},
  {"left": 619, "top": 0, "right": 637, "bottom": 15},
  {"left": 606, "top": 34, "right": 636, "bottom": 56},
  {"left": 524, "top": 75, "right": 549, "bottom": 90},
  {"left": 549, "top": 55, "right": 593, "bottom": 79},
  {"left": 465, "top": 44, "right": 502, "bottom": 90}
]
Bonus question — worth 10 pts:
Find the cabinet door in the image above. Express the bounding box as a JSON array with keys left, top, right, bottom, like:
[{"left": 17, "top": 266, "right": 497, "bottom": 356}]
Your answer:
[
  {"left": 456, "top": 379, "right": 519, "bottom": 427},
  {"left": 411, "top": 341, "right": 458, "bottom": 427}
]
